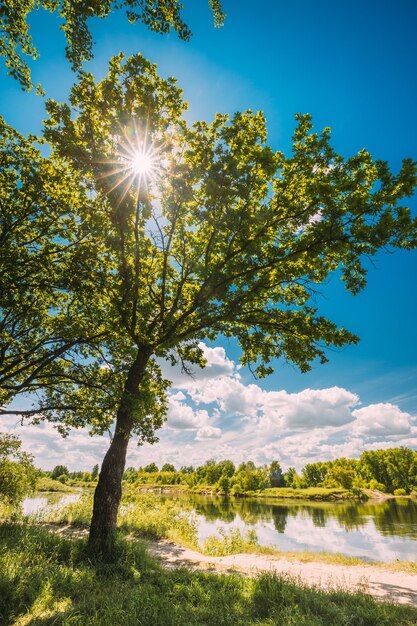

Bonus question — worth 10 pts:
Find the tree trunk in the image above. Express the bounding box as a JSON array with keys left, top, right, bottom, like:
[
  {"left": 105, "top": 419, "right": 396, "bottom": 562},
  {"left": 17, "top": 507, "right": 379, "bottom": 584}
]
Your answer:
[{"left": 88, "top": 348, "right": 150, "bottom": 557}]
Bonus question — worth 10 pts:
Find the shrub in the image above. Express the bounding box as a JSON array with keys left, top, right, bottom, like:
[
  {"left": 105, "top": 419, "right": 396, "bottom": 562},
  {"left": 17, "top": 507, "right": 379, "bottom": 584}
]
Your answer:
[{"left": 0, "top": 433, "right": 37, "bottom": 505}]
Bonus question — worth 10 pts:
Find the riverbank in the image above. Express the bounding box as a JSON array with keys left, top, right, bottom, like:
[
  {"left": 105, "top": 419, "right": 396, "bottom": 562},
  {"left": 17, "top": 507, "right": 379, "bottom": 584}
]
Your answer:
[
  {"left": 134, "top": 483, "right": 367, "bottom": 501},
  {"left": 2, "top": 522, "right": 417, "bottom": 625},
  {"left": 39, "top": 519, "right": 417, "bottom": 602},
  {"left": 148, "top": 538, "right": 417, "bottom": 606}
]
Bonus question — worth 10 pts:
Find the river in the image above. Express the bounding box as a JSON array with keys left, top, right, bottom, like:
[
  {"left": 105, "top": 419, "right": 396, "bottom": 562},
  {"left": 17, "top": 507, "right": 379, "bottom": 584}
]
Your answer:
[{"left": 22, "top": 491, "right": 417, "bottom": 563}]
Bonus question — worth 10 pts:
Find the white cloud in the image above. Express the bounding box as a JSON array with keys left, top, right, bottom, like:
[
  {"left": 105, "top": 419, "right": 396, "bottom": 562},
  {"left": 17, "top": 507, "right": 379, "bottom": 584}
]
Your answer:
[
  {"left": 352, "top": 403, "right": 414, "bottom": 437},
  {"left": 2, "top": 343, "right": 416, "bottom": 472},
  {"left": 196, "top": 426, "right": 222, "bottom": 440},
  {"left": 262, "top": 386, "right": 359, "bottom": 429},
  {"left": 166, "top": 396, "right": 210, "bottom": 431}
]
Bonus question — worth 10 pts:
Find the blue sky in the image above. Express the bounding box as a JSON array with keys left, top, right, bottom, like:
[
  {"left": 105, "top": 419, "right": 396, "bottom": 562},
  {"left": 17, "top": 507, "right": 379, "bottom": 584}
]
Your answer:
[{"left": 1, "top": 0, "right": 417, "bottom": 470}]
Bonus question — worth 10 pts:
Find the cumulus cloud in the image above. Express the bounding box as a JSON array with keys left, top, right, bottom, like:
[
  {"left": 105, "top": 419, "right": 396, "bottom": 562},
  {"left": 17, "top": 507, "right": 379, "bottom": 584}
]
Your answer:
[
  {"left": 196, "top": 426, "right": 222, "bottom": 440},
  {"left": 2, "top": 342, "right": 416, "bottom": 472},
  {"left": 352, "top": 403, "right": 414, "bottom": 436},
  {"left": 166, "top": 395, "right": 210, "bottom": 430},
  {"left": 262, "top": 386, "right": 359, "bottom": 429}
]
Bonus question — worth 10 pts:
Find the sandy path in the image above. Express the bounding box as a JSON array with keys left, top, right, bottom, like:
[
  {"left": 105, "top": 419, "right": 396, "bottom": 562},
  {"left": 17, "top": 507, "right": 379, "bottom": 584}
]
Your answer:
[
  {"left": 40, "top": 524, "right": 417, "bottom": 607},
  {"left": 149, "top": 540, "right": 417, "bottom": 607}
]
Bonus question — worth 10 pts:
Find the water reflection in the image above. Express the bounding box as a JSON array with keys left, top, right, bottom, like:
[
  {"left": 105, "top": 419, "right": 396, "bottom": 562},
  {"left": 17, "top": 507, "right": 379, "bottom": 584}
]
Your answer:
[
  {"left": 22, "top": 491, "right": 417, "bottom": 563},
  {"left": 22, "top": 493, "right": 80, "bottom": 516},
  {"left": 162, "top": 493, "right": 417, "bottom": 562}
]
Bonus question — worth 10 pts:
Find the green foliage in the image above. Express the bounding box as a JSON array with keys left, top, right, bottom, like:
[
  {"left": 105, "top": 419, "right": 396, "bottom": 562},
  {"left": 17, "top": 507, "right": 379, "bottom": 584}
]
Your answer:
[
  {"left": 50, "top": 465, "right": 69, "bottom": 480},
  {"left": 155, "top": 471, "right": 182, "bottom": 485},
  {"left": 115, "top": 447, "right": 417, "bottom": 497},
  {"left": 2, "top": 524, "right": 417, "bottom": 625},
  {"left": 143, "top": 462, "right": 159, "bottom": 473},
  {"left": 269, "top": 461, "right": 285, "bottom": 487},
  {"left": 283, "top": 467, "right": 298, "bottom": 488},
  {"left": 216, "top": 474, "right": 231, "bottom": 495},
  {"left": 0, "top": 0, "right": 225, "bottom": 90},
  {"left": 123, "top": 467, "right": 138, "bottom": 483},
  {"left": 302, "top": 462, "right": 330, "bottom": 487},
  {"left": 0, "top": 115, "right": 110, "bottom": 414},
  {"left": 36, "top": 476, "right": 74, "bottom": 492},
  {"left": 202, "top": 527, "right": 258, "bottom": 556},
  {"left": 26, "top": 50, "right": 416, "bottom": 441},
  {"left": 0, "top": 433, "right": 37, "bottom": 505},
  {"left": 161, "top": 463, "right": 176, "bottom": 472},
  {"left": 359, "top": 448, "right": 417, "bottom": 494}
]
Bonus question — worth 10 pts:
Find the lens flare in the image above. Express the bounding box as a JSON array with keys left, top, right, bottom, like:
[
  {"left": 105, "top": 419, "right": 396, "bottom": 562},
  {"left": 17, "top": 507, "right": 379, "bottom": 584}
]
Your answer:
[{"left": 128, "top": 148, "right": 155, "bottom": 177}]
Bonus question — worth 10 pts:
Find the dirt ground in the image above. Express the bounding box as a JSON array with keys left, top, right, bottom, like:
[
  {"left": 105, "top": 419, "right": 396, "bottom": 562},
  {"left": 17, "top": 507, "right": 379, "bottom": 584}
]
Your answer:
[
  {"left": 148, "top": 539, "right": 417, "bottom": 607},
  {"left": 43, "top": 524, "right": 417, "bottom": 607}
]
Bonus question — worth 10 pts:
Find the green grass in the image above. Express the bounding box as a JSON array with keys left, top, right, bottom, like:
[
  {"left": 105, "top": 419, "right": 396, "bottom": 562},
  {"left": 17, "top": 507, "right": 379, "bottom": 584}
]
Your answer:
[
  {"left": 1, "top": 522, "right": 417, "bottom": 626},
  {"left": 258, "top": 487, "right": 363, "bottom": 501},
  {"left": 38, "top": 492, "right": 199, "bottom": 548},
  {"left": 127, "top": 483, "right": 365, "bottom": 501}
]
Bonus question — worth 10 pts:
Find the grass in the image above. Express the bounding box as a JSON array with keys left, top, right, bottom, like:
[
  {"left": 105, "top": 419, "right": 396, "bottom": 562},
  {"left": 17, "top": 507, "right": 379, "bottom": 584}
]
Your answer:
[
  {"left": 202, "top": 528, "right": 259, "bottom": 556},
  {"left": 1, "top": 522, "right": 417, "bottom": 626},
  {"left": 38, "top": 492, "right": 199, "bottom": 548},
  {"left": 128, "top": 483, "right": 364, "bottom": 501},
  {"left": 258, "top": 487, "right": 363, "bottom": 501}
]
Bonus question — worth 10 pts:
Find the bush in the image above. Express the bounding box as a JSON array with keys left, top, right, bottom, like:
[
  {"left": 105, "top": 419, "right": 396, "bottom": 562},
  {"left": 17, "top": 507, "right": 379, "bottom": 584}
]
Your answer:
[
  {"left": 368, "top": 479, "right": 387, "bottom": 492},
  {"left": 394, "top": 488, "right": 407, "bottom": 496},
  {"left": 0, "top": 433, "right": 37, "bottom": 505}
]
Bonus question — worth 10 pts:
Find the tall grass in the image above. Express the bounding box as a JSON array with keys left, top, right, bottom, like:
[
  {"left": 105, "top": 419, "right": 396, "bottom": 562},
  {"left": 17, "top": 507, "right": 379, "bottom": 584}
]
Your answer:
[
  {"left": 1, "top": 522, "right": 417, "bottom": 626},
  {"left": 38, "top": 492, "right": 199, "bottom": 547}
]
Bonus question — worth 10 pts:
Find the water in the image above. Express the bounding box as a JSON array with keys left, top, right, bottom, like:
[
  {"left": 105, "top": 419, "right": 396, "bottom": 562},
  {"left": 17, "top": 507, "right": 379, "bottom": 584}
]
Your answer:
[
  {"left": 22, "top": 491, "right": 417, "bottom": 563},
  {"left": 22, "top": 492, "right": 80, "bottom": 516},
  {"left": 164, "top": 493, "right": 417, "bottom": 563}
]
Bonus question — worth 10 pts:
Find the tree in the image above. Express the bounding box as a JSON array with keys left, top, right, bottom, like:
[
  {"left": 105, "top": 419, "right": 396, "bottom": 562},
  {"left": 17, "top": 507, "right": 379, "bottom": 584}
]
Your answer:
[
  {"left": 0, "top": 0, "right": 225, "bottom": 90},
  {"left": 269, "top": 461, "right": 284, "bottom": 487},
  {"left": 143, "top": 462, "right": 159, "bottom": 473},
  {"left": 3, "top": 53, "right": 417, "bottom": 556},
  {"left": 50, "top": 465, "right": 69, "bottom": 480},
  {"left": 359, "top": 448, "right": 417, "bottom": 493},
  {"left": 283, "top": 467, "right": 298, "bottom": 488},
  {"left": 301, "top": 462, "right": 330, "bottom": 487},
  {"left": 91, "top": 464, "right": 99, "bottom": 480},
  {"left": 0, "top": 432, "right": 37, "bottom": 505},
  {"left": 161, "top": 463, "right": 176, "bottom": 472}
]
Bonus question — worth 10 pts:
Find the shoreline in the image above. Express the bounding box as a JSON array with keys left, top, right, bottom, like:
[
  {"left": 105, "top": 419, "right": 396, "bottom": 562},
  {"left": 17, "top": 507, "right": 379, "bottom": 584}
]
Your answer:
[
  {"left": 147, "top": 538, "right": 417, "bottom": 606},
  {"left": 132, "top": 483, "right": 410, "bottom": 503}
]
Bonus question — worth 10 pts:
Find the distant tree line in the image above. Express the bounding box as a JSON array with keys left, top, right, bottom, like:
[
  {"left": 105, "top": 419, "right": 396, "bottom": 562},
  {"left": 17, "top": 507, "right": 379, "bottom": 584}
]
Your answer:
[
  {"left": 121, "top": 447, "right": 417, "bottom": 496},
  {"left": 2, "top": 438, "right": 416, "bottom": 509},
  {"left": 42, "top": 464, "right": 100, "bottom": 485}
]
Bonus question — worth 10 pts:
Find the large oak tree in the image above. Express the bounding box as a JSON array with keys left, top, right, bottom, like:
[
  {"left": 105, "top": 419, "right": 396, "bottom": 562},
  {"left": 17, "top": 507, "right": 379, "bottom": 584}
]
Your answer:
[{"left": 2, "top": 53, "right": 417, "bottom": 555}]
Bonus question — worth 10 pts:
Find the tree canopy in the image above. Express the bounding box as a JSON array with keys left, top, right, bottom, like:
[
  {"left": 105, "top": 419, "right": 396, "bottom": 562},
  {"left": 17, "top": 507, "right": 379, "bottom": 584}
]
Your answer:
[
  {"left": 0, "top": 117, "right": 108, "bottom": 413},
  {"left": 0, "top": 0, "right": 225, "bottom": 90}
]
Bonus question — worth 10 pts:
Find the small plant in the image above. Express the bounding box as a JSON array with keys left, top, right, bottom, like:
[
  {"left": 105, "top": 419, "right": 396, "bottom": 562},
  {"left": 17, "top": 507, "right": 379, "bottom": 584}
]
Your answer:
[{"left": 202, "top": 528, "right": 259, "bottom": 556}]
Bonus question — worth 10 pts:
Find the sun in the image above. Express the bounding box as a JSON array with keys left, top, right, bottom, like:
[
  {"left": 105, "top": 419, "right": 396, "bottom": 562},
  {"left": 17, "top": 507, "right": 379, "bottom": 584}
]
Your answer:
[
  {"left": 128, "top": 148, "right": 156, "bottom": 178},
  {"left": 98, "top": 123, "right": 163, "bottom": 204}
]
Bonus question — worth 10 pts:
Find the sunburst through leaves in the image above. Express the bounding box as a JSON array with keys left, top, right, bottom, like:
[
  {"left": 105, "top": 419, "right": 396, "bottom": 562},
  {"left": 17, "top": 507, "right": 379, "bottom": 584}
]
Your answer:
[{"left": 100, "top": 123, "right": 161, "bottom": 205}]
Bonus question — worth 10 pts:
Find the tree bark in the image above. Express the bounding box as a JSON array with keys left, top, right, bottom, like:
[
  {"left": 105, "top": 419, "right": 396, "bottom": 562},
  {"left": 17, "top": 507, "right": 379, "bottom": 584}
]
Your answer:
[{"left": 88, "top": 347, "right": 150, "bottom": 557}]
